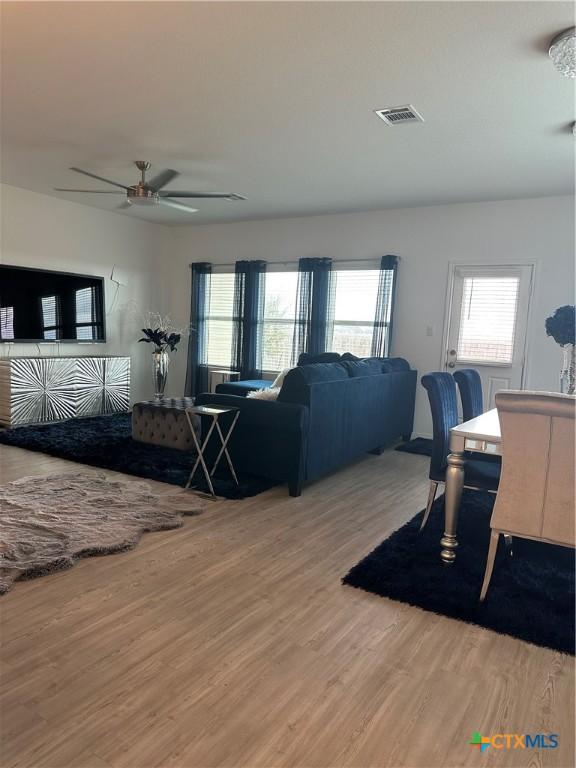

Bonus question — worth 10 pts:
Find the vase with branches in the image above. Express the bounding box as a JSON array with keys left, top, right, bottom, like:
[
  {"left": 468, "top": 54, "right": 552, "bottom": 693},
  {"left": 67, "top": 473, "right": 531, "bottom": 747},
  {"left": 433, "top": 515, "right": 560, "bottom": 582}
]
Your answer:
[
  {"left": 138, "top": 313, "right": 183, "bottom": 399},
  {"left": 545, "top": 305, "right": 575, "bottom": 395}
]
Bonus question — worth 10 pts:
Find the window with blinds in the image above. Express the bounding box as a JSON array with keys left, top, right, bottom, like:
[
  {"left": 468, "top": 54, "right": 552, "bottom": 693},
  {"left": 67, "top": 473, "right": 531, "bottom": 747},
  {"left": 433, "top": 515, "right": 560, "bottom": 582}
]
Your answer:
[
  {"left": 261, "top": 271, "right": 299, "bottom": 371},
  {"left": 75, "top": 287, "right": 95, "bottom": 339},
  {"left": 74, "top": 286, "right": 104, "bottom": 340},
  {"left": 329, "top": 270, "right": 380, "bottom": 357},
  {"left": 0, "top": 306, "right": 14, "bottom": 340},
  {"left": 456, "top": 276, "right": 520, "bottom": 364},
  {"left": 204, "top": 273, "right": 235, "bottom": 367},
  {"left": 41, "top": 295, "right": 61, "bottom": 340}
]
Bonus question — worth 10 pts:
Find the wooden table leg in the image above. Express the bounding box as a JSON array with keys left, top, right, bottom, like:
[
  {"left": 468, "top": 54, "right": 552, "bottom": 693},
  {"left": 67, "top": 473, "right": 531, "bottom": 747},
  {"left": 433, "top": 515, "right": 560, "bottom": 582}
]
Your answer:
[{"left": 441, "top": 450, "right": 465, "bottom": 564}]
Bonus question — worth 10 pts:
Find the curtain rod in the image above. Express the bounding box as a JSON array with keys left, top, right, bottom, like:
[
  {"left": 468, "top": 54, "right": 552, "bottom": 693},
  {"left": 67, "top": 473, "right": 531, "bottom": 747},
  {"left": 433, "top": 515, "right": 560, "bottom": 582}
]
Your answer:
[{"left": 189, "top": 257, "right": 395, "bottom": 268}]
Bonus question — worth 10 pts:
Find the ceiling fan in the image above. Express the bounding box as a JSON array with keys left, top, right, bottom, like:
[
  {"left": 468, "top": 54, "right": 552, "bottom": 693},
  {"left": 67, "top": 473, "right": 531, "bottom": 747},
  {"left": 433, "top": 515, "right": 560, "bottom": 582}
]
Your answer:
[{"left": 54, "top": 161, "right": 246, "bottom": 213}]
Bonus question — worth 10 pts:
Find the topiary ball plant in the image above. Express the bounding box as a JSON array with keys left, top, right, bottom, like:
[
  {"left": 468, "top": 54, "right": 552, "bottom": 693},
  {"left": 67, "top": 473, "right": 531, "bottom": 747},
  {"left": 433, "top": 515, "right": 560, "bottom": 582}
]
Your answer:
[{"left": 545, "top": 305, "right": 575, "bottom": 348}]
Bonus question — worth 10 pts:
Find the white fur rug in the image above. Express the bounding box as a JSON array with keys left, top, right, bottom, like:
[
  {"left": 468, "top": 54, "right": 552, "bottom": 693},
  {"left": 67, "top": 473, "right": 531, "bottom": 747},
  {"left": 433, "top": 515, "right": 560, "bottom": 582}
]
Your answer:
[{"left": 0, "top": 472, "right": 203, "bottom": 594}]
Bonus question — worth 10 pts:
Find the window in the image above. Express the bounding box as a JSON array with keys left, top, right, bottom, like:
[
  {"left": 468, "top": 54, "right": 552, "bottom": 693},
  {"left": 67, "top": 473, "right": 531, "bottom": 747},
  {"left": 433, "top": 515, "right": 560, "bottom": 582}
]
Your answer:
[
  {"left": 41, "top": 295, "right": 61, "bottom": 340},
  {"left": 329, "top": 270, "right": 381, "bottom": 358},
  {"left": 75, "top": 287, "right": 103, "bottom": 340},
  {"left": 0, "top": 307, "right": 14, "bottom": 340},
  {"left": 456, "top": 276, "right": 520, "bottom": 364},
  {"left": 199, "top": 262, "right": 397, "bottom": 374},
  {"left": 205, "top": 273, "right": 235, "bottom": 367},
  {"left": 261, "top": 272, "right": 298, "bottom": 371}
]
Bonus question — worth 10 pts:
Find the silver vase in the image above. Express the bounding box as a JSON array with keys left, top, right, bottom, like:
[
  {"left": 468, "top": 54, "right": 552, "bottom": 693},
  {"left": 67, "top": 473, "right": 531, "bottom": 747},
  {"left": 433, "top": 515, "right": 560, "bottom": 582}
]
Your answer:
[
  {"left": 560, "top": 344, "right": 575, "bottom": 395},
  {"left": 152, "top": 350, "right": 170, "bottom": 400}
]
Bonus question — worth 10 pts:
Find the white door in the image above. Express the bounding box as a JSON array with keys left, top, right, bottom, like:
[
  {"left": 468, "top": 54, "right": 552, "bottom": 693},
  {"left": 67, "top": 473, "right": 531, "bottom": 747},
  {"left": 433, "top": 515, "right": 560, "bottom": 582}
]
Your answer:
[{"left": 445, "top": 264, "right": 533, "bottom": 408}]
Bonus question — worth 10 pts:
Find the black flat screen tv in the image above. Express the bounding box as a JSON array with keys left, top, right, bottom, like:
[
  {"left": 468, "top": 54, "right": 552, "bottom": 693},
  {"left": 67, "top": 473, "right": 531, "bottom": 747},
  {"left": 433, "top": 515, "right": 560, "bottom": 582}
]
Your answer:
[{"left": 0, "top": 265, "right": 106, "bottom": 343}]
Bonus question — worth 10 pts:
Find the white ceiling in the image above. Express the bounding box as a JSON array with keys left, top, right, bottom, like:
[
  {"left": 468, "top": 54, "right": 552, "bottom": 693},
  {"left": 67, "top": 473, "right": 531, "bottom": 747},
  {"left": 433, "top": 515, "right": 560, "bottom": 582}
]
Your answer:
[{"left": 1, "top": 1, "right": 574, "bottom": 226}]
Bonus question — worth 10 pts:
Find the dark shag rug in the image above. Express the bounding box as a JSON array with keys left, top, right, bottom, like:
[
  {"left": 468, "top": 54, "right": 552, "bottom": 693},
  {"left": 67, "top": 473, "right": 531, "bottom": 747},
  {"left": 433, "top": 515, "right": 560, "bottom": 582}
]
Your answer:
[
  {"left": 0, "top": 413, "right": 277, "bottom": 499},
  {"left": 395, "top": 437, "right": 433, "bottom": 457},
  {"left": 343, "top": 490, "right": 575, "bottom": 655}
]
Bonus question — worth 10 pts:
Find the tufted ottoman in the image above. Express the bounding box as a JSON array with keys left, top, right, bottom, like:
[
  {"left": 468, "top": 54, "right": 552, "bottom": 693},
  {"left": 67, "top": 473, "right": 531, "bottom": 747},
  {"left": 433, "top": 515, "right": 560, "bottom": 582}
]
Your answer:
[{"left": 132, "top": 398, "right": 200, "bottom": 450}]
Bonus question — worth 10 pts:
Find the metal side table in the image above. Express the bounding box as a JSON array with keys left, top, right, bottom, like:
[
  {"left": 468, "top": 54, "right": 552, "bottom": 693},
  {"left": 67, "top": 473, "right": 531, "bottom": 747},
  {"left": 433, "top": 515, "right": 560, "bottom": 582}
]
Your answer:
[{"left": 185, "top": 405, "right": 240, "bottom": 498}]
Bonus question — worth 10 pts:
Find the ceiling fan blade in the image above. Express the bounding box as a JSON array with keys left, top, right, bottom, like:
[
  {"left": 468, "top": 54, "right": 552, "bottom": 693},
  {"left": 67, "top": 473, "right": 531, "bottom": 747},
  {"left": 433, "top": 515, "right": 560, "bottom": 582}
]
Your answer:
[
  {"left": 54, "top": 188, "right": 125, "bottom": 193},
  {"left": 147, "top": 169, "right": 179, "bottom": 191},
  {"left": 70, "top": 167, "right": 131, "bottom": 190},
  {"left": 158, "top": 191, "right": 246, "bottom": 200},
  {"left": 160, "top": 198, "right": 199, "bottom": 213}
]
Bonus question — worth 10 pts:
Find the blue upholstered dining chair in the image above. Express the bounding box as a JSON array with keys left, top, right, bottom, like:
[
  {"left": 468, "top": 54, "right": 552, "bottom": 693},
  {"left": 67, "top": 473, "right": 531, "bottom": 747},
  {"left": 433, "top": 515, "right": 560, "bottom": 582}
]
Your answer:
[
  {"left": 453, "top": 368, "right": 483, "bottom": 422},
  {"left": 453, "top": 368, "right": 501, "bottom": 466},
  {"left": 420, "top": 373, "right": 500, "bottom": 530}
]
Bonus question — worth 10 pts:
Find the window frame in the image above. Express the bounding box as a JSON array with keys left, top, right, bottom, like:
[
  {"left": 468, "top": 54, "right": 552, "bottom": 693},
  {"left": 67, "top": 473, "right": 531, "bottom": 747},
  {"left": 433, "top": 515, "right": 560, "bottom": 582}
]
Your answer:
[
  {"left": 201, "top": 260, "right": 389, "bottom": 376},
  {"left": 328, "top": 266, "right": 383, "bottom": 359},
  {"left": 203, "top": 270, "right": 236, "bottom": 369},
  {"left": 441, "top": 261, "right": 536, "bottom": 375},
  {"left": 260, "top": 267, "right": 299, "bottom": 375},
  {"left": 455, "top": 274, "right": 520, "bottom": 366}
]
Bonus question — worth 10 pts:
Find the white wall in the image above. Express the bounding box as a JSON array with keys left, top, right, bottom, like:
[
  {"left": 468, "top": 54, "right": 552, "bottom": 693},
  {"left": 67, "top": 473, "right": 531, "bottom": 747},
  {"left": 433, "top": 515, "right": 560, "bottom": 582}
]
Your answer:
[
  {"left": 3, "top": 188, "right": 572, "bottom": 434},
  {"left": 1, "top": 184, "right": 167, "bottom": 403},
  {"left": 162, "top": 196, "right": 575, "bottom": 436}
]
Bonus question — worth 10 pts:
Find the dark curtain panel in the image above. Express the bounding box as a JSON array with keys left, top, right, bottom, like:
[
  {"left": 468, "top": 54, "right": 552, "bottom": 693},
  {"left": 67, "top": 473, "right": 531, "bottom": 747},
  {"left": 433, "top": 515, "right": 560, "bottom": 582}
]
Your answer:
[
  {"left": 292, "top": 257, "right": 333, "bottom": 361},
  {"left": 232, "top": 260, "right": 267, "bottom": 379},
  {"left": 371, "top": 255, "right": 398, "bottom": 357},
  {"left": 185, "top": 262, "right": 212, "bottom": 397}
]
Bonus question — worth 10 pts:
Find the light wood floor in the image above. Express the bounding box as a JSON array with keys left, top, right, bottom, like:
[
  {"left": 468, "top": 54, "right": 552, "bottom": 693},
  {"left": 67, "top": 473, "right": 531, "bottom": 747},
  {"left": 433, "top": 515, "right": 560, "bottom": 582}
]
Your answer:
[{"left": 0, "top": 445, "right": 573, "bottom": 768}]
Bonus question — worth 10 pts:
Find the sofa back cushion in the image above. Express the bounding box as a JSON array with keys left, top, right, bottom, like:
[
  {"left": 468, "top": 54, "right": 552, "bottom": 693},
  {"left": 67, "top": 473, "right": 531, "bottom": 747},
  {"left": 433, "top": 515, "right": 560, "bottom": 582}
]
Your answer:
[
  {"left": 278, "top": 362, "right": 348, "bottom": 405},
  {"left": 297, "top": 352, "right": 342, "bottom": 366},
  {"left": 380, "top": 357, "right": 411, "bottom": 372},
  {"left": 340, "top": 359, "right": 383, "bottom": 377},
  {"left": 338, "top": 353, "right": 411, "bottom": 372}
]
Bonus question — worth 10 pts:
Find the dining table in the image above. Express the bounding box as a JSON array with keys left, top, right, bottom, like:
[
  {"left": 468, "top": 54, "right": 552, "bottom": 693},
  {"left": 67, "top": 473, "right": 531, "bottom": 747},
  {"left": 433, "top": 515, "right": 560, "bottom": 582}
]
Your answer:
[{"left": 441, "top": 408, "right": 501, "bottom": 564}]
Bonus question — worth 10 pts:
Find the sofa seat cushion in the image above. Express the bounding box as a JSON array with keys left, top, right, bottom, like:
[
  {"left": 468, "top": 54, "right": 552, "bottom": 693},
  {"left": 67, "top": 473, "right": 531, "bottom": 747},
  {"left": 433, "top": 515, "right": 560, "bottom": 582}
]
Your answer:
[{"left": 215, "top": 379, "right": 272, "bottom": 396}]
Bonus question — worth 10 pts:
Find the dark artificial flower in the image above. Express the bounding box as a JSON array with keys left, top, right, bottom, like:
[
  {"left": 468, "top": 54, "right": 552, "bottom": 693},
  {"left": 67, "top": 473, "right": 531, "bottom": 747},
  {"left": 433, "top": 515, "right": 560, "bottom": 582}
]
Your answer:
[{"left": 545, "top": 305, "right": 575, "bottom": 347}]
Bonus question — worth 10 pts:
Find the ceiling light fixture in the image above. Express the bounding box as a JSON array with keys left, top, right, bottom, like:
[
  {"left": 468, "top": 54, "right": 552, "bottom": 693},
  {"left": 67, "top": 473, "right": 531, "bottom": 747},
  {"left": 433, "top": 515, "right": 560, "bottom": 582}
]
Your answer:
[{"left": 549, "top": 27, "right": 576, "bottom": 78}]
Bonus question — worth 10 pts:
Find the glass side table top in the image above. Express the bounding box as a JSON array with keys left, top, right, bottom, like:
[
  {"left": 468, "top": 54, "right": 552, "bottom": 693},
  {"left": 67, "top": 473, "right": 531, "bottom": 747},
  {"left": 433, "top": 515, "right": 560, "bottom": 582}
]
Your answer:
[{"left": 188, "top": 405, "right": 240, "bottom": 417}]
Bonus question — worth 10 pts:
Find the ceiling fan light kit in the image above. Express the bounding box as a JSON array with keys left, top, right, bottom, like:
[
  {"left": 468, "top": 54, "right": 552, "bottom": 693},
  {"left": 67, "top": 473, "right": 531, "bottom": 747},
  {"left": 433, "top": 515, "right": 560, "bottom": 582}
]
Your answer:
[
  {"left": 54, "top": 160, "right": 246, "bottom": 214},
  {"left": 549, "top": 27, "right": 576, "bottom": 78},
  {"left": 126, "top": 188, "right": 160, "bottom": 206}
]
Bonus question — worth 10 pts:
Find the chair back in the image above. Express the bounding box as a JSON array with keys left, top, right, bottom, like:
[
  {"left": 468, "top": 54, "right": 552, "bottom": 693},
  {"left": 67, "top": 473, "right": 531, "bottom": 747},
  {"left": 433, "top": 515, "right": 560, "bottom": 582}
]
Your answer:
[
  {"left": 492, "top": 391, "right": 575, "bottom": 547},
  {"left": 453, "top": 368, "right": 483, "bottom": 422},
  {"left": 421, "top": 373, "right": 459, "bottom": 479}
]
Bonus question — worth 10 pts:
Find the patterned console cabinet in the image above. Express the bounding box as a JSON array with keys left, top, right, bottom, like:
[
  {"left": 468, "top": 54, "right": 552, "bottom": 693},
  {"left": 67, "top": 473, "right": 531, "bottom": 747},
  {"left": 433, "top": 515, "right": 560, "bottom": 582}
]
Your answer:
[{"left": 0, "top": 356, "right": 130, "bottom": 426}]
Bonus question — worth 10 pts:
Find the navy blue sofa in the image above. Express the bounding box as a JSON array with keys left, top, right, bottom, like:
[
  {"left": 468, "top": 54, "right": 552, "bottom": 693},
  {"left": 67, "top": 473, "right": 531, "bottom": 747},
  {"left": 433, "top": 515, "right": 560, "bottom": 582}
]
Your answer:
[{"left": 195, "top": 357, "right": 416, "bottom": 496}]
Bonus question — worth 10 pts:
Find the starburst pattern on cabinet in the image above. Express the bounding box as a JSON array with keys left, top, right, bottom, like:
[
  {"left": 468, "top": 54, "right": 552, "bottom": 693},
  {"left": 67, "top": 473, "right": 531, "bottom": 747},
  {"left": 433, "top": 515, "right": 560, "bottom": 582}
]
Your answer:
[
  {"left": 102, "top": 357, "right": 130, "bottom": 413},
  {"left": 10, "top": 358, "right": 77, "bottom": 424},
  {"left": 0, "top": 357, "right": 131, "bottom": 426},
  {"left": 76, "top": 357, "right": 130, "bottom": 416}
]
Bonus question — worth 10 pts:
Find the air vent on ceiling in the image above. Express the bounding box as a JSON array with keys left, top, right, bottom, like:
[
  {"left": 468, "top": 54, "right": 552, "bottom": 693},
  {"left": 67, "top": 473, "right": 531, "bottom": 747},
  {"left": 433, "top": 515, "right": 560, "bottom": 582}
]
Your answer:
[{"left": 374, "top": 105, "right": 425, "bottom": 125}]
